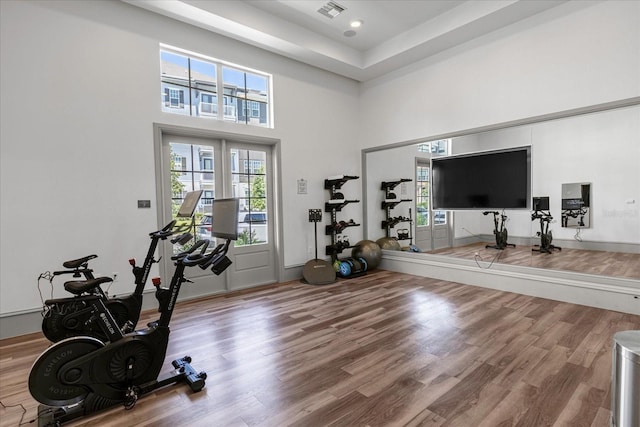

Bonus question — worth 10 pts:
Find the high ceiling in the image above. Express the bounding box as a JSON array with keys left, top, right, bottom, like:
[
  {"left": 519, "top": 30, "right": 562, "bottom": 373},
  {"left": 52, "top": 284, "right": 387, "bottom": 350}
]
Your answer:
[{"left": 125, "top": 0, "right": 566, "bottom": 81}]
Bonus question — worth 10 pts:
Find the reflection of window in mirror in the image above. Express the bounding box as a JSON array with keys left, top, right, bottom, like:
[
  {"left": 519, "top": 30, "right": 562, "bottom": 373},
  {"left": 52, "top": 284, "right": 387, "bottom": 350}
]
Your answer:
[
  {"left": 415, "top": 140, "right": 451, "bottom": 252},
  {"left": 561, "top": 182, "right": 591, "bottom": 228},
  {"left": 416, "top": 164, "right": 429, "bottom": 227}
]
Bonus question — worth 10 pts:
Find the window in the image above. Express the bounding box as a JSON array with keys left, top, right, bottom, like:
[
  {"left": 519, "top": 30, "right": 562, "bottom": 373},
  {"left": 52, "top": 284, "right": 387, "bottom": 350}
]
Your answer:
[
  {"left": 202, "top": 190, "right": 214, "bottom": 205},
  {"left": 416, "top": 165, "right": 429, "bottom": 226},
  {"left": 160, "top": 46, "right": 271, "bottom": 127},
  {"left": 243, "top": 159, "right": 262, "bottom": 174},
  {"left": 170, "top": 143, "right": 216, "bottom": 244},
  {"left": 231, "top": 149, "right": 268, "bottom": 246},
  {"left": 201, "top": 156, "right": 213, "bottom": 180},
  {"left": 417, "top": 140, "right": 449, "bottom": 155},
  {"left": 416, "top": 140, "right": 449, "bottom": 227},
  {"left": 167, "top": 88, "right": 183, "bottom": 108},
  {"left": 200, "top": 93, "right": 217, "bottom": 116},
  {"left": 173, "top": 155, "right": 187, "bottom": 176},
  {"left": 431, "top": 139, "right": 449, "bottom": 155},
  {"left": 223, "top": 67, "right": 269, "bottom": 125},
  {"left": 248, "top": 101, "right": 260, "bottom": 117}
]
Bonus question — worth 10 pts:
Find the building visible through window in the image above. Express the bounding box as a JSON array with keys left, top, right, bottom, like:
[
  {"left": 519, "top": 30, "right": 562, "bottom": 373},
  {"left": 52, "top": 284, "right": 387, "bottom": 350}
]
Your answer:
[{"left": 160, "top": 47, "right": 271, "bottom": 128}]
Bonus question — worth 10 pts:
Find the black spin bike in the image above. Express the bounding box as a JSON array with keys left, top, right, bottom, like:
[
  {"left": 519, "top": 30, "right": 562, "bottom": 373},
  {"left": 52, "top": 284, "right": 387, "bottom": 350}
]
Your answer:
[
  {"left": 40, "top": 191, "right": 202, "bottom": 342},
  {"left": 483, "top": 210, "right": 516, "bottom": 250},
  {"left": 532, "top": 209, "right": 561, "bottom": 254},
  {"left": 29, "top": 236, "right": 234, "bottom": 427}
]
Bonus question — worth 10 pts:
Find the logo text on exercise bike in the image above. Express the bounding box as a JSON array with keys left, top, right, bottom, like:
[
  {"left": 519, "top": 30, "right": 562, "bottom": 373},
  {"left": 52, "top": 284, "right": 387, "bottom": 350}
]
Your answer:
[{"left": 100, "top": 312, "right": 115, "bottom": 335}]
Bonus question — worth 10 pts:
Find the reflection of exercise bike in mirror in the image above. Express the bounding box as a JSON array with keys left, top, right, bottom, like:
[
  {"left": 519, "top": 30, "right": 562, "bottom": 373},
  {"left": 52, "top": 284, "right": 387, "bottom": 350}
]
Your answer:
[
  {"left": 561, "top": 207, "right": 587, "bottom": 227},
  {"left": 39, "top": 191, "right": 202, "bottom": 343},
  {"left": 561, "top": 197, "right": 587, "bottom": 227},
  {"left": 483, "top": 211, "right": 515, "bottom": 250},
  {"left": 29, "top": 198, "right": 239, "bottom": 427},
  {"left": 532, "top": 210, "right": 561, "bottom": 254}
]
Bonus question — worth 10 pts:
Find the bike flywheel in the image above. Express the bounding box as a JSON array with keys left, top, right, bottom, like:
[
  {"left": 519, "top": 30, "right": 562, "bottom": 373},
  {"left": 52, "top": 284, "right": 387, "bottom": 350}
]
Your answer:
[{"left": 29, "top": 336, "right": 104, "bottom": 407}]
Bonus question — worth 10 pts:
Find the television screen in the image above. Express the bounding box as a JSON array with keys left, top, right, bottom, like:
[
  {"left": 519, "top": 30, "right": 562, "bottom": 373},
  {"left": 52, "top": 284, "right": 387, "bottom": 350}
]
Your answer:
[
  {"left": 432, "top": 146, "right": 531, "bottom": 210},
  {"left": 562, "top": 198, "right": 584, "bottom": 210},
  {"left": 211, "top": 198, "right": 240, "bottom": 240}
]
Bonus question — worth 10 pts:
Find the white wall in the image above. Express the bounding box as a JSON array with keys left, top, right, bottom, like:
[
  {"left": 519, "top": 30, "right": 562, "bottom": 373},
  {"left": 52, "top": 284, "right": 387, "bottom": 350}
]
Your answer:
[
  {"left": 0, "top": 0, "right": 360, "bottom": 316},
  {"left": 359, "top": 1, "right": 640, "bottom": 150},
  {"left": 531, "top": 107, "right": 640, "bottom": 243}
]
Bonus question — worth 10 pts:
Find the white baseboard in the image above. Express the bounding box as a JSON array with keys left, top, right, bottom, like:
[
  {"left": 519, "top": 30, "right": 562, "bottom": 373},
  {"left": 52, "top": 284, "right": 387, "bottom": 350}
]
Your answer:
[{"left": 0, "top": 267, "right": 306, "bottom": 340}]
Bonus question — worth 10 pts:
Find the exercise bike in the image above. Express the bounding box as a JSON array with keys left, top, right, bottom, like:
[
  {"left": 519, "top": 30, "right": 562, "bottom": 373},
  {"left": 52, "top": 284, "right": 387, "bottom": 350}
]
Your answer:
[
  {"left": 483, "top": 210, "right": 515, "bottom": 250},
  {"left": 561, "top": 207, "right": 587, "bottom": 227},
  {"left": 40, "top": 191, "right": 202, "bottom": 343},
  {"left": 29, "top": 237, "right": 233, "bottom": 427},
  {"left": 40, "top": 222, "right": 191, "bottom": 342},
  {"left": 532, "top": 210, "right": 561, "bottom": 254}
]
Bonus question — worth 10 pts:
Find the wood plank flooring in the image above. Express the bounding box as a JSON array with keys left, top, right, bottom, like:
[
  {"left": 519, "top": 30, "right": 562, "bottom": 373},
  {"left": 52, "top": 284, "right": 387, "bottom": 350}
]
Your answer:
[
  {"left": 428, "top": 242, "right": 640, "bottom": 280},
  {"left": 1, "top": 270, "right": 639, "bottom": 427}
]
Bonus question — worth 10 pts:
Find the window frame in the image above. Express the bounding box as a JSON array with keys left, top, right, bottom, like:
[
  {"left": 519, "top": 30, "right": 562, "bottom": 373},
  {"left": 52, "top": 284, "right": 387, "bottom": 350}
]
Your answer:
[{"left": 160, "top": 45, "right": 272, "bottom": 128}]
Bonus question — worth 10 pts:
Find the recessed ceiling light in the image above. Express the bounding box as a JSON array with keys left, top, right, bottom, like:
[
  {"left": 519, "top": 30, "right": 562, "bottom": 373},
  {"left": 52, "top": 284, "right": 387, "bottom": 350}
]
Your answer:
[
  {"left": 350, "top": 20, "right": 363, "bottom": 28},
  {"left": 343, "top": 30, "right": 357, "bottom": 37}
]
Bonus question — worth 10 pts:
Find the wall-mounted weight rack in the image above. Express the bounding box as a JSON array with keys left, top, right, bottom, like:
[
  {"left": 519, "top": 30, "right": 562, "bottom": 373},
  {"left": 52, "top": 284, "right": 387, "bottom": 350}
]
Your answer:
[
  {"left": 324, "top": 175, "right": 361, "bottom": 271},
  {"left": 381, "top": 179, "right": 413, "bottom": 244}
]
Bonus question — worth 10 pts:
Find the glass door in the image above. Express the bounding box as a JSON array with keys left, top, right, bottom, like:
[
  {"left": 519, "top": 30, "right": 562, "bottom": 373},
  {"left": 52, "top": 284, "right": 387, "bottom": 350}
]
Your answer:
[
  {"left": 415, "top": 140, "right": 452, "bottom": 251},
  {"left": 158, "top": 135, "right": 276, "bottom": 296}
]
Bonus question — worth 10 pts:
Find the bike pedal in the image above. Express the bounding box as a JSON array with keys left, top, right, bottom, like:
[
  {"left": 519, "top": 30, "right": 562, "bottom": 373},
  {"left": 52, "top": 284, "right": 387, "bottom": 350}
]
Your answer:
[{"left": 124, "top": 387, "right": 139, "bottom": 410}]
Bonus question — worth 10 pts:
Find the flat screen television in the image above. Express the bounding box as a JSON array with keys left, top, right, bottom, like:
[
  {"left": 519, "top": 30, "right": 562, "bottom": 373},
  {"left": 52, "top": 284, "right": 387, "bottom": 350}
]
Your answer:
[
  {"left": 432, "top": 146, "right": 531, "bottom": 210},
  {"left": 211, "top": 198, "right": 240, "bottom": 240},
  {"left": 562, "top": 198, "right": 584, "bottom": 210}
]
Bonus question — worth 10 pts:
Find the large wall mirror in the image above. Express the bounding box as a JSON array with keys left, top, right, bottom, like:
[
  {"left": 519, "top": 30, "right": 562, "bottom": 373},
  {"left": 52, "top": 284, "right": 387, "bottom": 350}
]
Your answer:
[{"left": 363, "top": 101, "right": 640, "bottom": 281}]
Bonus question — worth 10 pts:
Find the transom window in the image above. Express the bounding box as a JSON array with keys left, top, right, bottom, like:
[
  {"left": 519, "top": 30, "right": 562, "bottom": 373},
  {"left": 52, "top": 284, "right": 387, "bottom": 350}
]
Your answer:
[{"left": 160, "top": 46, "right": 271, "bottom": 128}]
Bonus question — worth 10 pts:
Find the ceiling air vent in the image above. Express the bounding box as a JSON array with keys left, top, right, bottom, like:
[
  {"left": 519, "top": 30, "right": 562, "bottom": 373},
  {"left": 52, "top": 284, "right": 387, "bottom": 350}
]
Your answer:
[{"left": 317, "top": 1, "right": 346, "bottom": 19}]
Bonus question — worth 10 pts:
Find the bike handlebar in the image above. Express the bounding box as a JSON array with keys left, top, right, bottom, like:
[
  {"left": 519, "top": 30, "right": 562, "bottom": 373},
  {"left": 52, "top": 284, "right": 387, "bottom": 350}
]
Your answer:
[
  {"left": 182, "top": 241, "right": 215, "bottom": 267},
  {"left": 199, "top": 242, "right": 228, "bottom": 269},
  {"left": 171, "top": 239, "right": 209, "bottom": 262},
  {"left": 150, "top": 219, "right": 177, "bottom": 239},
  {"left": 162, "top": 220, "right": 176, "bottom": 232},
  {"left": 150, "top": 219, "right": 197, "bottom": 240},
  {"left": 171, "top": 232, "right": 193, "bottom": 245}
]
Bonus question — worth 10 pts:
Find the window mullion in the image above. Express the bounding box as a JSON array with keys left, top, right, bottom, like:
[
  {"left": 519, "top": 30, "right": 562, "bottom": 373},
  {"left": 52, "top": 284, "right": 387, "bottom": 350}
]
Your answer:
[
  {"left": 187, "top": 58, "right": 193, "bottom": 116},
  {"left": 217, "top": 64, "right": 224, "bottom": 122}
]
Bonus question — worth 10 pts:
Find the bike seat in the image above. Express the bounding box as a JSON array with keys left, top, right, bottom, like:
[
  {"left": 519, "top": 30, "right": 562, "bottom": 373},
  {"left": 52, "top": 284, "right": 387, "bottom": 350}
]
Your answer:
[
  {"left": 62, "top": 254, "right": 98, "bottom": 269},
  {"left": 64, "top": 276, "right": 112, "bottom": 295}
]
